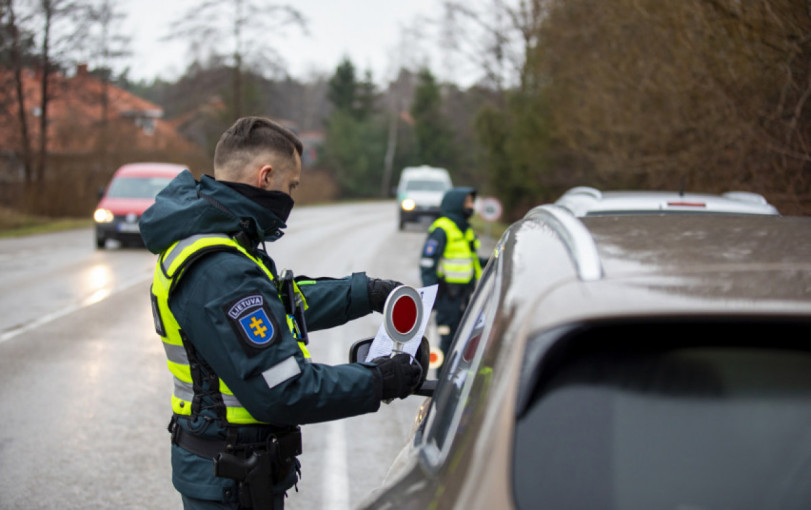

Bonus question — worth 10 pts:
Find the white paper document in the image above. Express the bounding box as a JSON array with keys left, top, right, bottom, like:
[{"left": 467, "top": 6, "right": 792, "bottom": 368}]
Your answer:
[{"left": 364, "top": 284, "right": 438, "bottom": 362}]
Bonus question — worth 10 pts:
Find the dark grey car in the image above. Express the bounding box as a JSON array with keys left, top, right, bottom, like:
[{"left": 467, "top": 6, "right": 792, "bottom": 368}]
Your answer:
[{"left": 357, "top": 206, "right": 811, "bottom": 509}]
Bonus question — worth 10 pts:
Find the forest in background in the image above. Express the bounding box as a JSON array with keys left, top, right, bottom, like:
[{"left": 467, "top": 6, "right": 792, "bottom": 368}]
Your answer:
[{"left": 2, "top": 0, "right": 809, "bottom": 220}]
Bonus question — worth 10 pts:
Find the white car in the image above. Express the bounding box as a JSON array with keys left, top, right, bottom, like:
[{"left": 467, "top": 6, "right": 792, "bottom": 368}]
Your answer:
[
  {"left": 555, "top": 186, "right": 779, "bottom": 217},
  {"left": 396, "top": 165, "right": 453, "bottom": 229}
]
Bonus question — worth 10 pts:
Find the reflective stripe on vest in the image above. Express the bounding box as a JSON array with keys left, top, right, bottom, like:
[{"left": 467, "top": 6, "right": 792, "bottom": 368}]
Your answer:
[
  {"left": 151, "top": 234, "right": 309, "bottom": 425},
  {"left": 429, "top": 217, "right": 482, "bottom": 284}
]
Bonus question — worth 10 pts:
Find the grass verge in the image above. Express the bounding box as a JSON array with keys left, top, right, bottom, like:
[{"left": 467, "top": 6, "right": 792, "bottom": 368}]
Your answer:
[
  {"left": 471, "top": 216, "right": 509, "bottom": 241},
  {"left": 0, "top": 207, "right": 90, "bottom": 238}
]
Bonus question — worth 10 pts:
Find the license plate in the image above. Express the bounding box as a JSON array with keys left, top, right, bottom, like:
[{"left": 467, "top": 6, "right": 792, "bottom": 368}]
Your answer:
[{"left": 118, "top": 222, "right": 140, "bottom": 233}]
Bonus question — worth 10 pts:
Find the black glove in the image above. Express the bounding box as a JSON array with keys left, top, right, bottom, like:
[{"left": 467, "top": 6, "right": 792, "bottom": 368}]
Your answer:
[
  {"left": 372, "top": 353, "right": 423, "bottom": 400},
  {"left": 367, "top": 278, "right": 403, "bottom": 313}
]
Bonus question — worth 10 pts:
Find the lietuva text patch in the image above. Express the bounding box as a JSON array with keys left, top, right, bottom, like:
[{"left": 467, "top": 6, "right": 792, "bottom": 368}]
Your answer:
[{"left": 225, "top": 294, "right": 279, "bottom": 355}]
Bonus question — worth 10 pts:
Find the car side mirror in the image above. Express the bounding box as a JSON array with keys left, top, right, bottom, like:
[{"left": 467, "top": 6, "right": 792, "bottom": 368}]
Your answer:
[
  {"left": 97, "top": 187, "right": 105, "bottom": 199},
  {"left": 348, "top": 336, "right": 436, "bottom": 398},
  {"left": 348, "top": 337, "right": 375, "bottom": 364}
]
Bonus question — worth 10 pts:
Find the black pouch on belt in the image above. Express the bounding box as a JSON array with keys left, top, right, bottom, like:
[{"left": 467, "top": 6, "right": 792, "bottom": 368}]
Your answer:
[{"left": 269, "top": 427, "right": 303, "bottom": 484}]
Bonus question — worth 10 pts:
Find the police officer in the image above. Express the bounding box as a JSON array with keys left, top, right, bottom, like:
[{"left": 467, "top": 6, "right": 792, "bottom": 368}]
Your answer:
[
  {"left": 140, "top": 116, "right": 424, "bottom": 509},
  {"left": 420, "top": 187, "right": 485, "bottom": 364}
]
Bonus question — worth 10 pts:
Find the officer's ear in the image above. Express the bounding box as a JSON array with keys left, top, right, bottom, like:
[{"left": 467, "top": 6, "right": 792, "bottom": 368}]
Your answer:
[{"left": 257, "top": 165, "right": 274, "bottom": 189}]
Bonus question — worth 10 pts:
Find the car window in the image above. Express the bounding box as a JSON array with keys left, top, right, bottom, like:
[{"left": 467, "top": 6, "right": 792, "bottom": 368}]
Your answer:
[
  {"left": 419, "top": 264, "right": 497, "bottom": 467},
  {"left": 514, "top": 322, "right": 811, "bottom": 510},
  {"left": 405, "top": 180, "right": 450, "bottom": 192},
  {"left": 107, "top": 177, "right": 173, "bottom": 199}
]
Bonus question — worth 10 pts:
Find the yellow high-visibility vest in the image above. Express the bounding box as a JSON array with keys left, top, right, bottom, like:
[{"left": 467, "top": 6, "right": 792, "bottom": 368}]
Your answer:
[
  {"left": 429, "top": 217, "right": 482, "bottom": 284},
  {"left": 150, "top": 233, "right": 310, "bottom": 425}
]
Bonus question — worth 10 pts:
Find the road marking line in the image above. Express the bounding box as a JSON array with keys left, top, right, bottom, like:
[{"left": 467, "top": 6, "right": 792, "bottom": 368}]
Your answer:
[
  {"left": 321, "top": 333, "right": 351, "bottom": 510},
  {"left": 323, "top": 419, "right": 350, "bottom": 510},
  {"left": 0, "top": 273, "right": 152, "bottom": 345}
]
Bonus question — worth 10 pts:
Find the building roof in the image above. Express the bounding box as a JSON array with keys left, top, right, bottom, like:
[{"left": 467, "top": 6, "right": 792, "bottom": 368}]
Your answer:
[{"left": 0, "top": 65, "right": 194, "bottom": 155}]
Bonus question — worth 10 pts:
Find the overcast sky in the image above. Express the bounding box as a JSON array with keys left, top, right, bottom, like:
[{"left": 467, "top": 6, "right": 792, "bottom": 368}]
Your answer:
[{"left": 117, "top": 0, "right": 461, "bottom": 86}]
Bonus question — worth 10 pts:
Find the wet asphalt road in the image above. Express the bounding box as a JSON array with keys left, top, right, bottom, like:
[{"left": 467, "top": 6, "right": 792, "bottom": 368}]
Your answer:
[{"left": 0, "top": 201, "right": 438, "bottom": 510}]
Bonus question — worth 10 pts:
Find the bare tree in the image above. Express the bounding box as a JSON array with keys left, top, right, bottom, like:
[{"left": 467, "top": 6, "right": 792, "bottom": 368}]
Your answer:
[
  {"left": 437, "top": 0, "right": 529, "bottom": 90},
  {"left": 170, "top": 0, "right": 306, "bottom": 118},
  {"left": 2, "top": 0, "right": 128, "bottom": 191},
  {"left": 25, "top": 0, "right": 92, "bottom": 183},
  {"left": 535, "top": 0, "right": 811, "bottom": 212},
  {"left": 2, "top": 0, "right": 35, "bottom": 184},
  {"left": 80, "top": 0, "right": 130, "bottom": 169},
  {"left": 34, "top": 0, "right": 77, "bottom": 182}
]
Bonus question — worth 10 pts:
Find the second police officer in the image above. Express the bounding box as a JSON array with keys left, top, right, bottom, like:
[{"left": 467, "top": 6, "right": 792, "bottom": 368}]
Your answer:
[{"left": 419, "top": 187, "right": 487, "bottom": 366}]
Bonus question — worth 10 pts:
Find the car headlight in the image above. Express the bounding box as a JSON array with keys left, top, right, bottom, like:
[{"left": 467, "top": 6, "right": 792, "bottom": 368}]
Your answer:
[
  {"left": 93, "top": 208, "right": 114, "bottom": 223},
  {"left": 401, "top": 198, "right": 416, "bottom": 211}
]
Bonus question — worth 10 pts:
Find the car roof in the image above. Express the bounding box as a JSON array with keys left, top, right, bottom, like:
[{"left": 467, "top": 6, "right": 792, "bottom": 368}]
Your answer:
[
  {"left": 555, "top": 187, "right": 780, "bottom": 216},
  {"left": 113, "top": 162, "right": 187, "bottom": 178},
  {"left": 495, "top": 206, "right": 811, "bottom": 334},
  {"left": 400, "top": 165, "right": 451, "bottom": 179}
]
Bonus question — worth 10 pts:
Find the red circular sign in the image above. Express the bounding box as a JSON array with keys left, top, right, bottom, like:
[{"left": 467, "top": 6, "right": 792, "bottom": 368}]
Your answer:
[
  {"left": 383, "top": 285, "right": 424, "bottom": 345},
  {"left": 391, "top": 295, "right": 418, "bottom": 334}
]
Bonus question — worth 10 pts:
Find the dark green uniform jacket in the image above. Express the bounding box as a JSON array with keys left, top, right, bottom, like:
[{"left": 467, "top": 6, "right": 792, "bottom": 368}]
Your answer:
[{"left": 140, "top": 171, "right": 381, "bottom": 502}]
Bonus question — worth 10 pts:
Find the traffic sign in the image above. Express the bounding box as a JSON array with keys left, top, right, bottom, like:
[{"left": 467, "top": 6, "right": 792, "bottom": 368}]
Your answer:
[
  {"left": 383, "top": 286, "right": 424, "bottom": 350},
  {"left": 478, "top": 196, "right": 503, "bottom": 222}
]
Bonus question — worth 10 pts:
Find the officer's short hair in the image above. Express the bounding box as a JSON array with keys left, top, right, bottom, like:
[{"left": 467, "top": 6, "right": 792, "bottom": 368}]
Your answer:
[{"left": 214, "top": 117, "right": 303, "bottom": 179}]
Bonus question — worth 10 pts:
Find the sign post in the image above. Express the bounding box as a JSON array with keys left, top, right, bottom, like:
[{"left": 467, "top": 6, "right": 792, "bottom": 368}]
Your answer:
[{"left": 477, "top": 196, "right": 503, "bottom": 238}]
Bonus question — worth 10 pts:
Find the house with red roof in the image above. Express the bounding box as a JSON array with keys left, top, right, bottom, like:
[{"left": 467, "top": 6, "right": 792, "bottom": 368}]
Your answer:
[{"left": 0, "top": 64, "right": 198, "bottom": 183}]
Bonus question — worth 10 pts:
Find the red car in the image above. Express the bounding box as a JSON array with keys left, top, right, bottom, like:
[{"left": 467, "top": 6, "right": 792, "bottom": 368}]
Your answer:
[{"left": 93, "top": 162, "right": 187, "bottom": 248}]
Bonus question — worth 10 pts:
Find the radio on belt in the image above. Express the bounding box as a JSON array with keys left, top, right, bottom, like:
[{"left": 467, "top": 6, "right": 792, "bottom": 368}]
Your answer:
[{"left": 382, "top": 285, "right": 423, "bottom": 355}]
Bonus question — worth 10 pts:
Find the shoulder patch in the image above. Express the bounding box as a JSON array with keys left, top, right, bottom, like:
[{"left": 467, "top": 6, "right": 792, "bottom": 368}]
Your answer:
[
  {"left": 224, "top": 294, "right": 280, "bottom": 355},
  {"left": 423, "top": 239, "right": 439, "bottom": 256}
]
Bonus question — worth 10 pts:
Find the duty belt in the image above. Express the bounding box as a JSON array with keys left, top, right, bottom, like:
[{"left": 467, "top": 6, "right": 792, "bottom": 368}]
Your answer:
[{"left": 168, "top": 416, "right": 302, "bottom": 461}]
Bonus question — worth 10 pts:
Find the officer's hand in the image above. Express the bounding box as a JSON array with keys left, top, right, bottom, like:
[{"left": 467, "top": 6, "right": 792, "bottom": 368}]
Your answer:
[
  {"left": 367, "top": 278, "right": 403, "bottom": 313},
  {"left": 371, "top": 353, "right": 423, "bottom": 400}
]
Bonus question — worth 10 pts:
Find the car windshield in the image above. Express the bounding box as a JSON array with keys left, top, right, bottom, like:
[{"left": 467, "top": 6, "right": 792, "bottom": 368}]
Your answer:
[
  {"left": 514, "top": 322, "right": 811, "bottom": 510},
  {"left": 406, "top": 180, "right": 449, "bottom": 192},
  {"left": 106, "top": 177, "right": 173, "bottom": 199}
]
